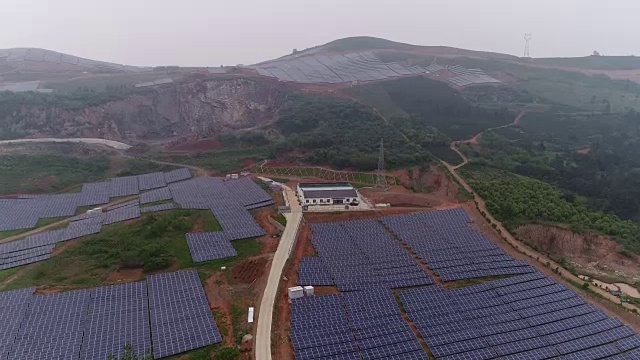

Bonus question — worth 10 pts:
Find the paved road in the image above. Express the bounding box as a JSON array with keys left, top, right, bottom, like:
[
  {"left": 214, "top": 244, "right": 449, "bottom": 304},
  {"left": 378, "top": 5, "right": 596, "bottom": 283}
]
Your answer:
[
  {"left": 255, "top": 185, "right": 302, "bottom": 360},
  {"left": 0, "top": 137, "right": 132, "bottom": 150}
]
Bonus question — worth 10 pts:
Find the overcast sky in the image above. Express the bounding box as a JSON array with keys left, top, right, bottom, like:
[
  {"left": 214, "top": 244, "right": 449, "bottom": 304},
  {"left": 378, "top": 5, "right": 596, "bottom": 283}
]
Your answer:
[{"left": 2, "top": 0, "right": 638, "bottom": 67}]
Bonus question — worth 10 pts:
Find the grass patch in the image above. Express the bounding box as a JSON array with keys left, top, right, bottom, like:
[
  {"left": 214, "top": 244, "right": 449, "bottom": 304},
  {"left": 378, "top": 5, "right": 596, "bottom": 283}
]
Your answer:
[
  {"left": 271, "top": 213, "right": 287, "bottom": 226},
  {"left": 0, "top": 268, "right": 19, "bottom": 283},
  {"left": 115, "top": 158, "right": 180, "bottom": 177},
  {"left": 0, "top": 210, "right": 216, "bottom": 290},
  {"left": 0, "top": 154, "right": 110, "bottom": 195},
  {"left": 153, "top": 147, "right": 272, "bottom": 173}
]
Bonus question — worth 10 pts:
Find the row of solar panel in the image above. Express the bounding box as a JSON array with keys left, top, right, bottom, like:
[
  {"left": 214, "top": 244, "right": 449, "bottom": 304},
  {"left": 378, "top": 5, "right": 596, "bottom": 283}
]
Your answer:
[
  {"left": 254, "top": 52, "right": 427, "bottom": 84},
  {"left": 0, "top": 168, "right": 191, "bottom": 232},
  {"left": 290, "top": 290, "right": 428, "bottom": 360},
  {"left": 399, "top": 272, "right": 640, "bottom": 359},
  {"left": 0, "top": 270, "right": 221, "bottom": 360}
]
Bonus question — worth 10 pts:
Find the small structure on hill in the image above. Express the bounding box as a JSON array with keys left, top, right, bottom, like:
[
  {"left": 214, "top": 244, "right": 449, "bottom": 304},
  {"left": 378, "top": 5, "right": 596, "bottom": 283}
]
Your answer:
[{"left": 297, "top": 183, "right": 359, "bottom": 206}]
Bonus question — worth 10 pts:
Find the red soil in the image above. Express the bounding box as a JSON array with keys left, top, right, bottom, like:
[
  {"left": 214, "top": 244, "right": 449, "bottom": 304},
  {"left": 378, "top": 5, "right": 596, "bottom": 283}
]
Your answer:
[{"left": 231, "top": 258, "right": 268, "bottom": 284}]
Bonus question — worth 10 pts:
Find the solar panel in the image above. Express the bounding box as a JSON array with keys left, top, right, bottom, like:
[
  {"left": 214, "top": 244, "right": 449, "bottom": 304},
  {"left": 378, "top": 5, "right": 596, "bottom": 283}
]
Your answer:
[
  {"left": 81, "top": 281, "right": 151, "bottom": 360},
  {"left": 139, "top": 187, "right": 173, "bottom": 204},
  {"left": 163, "top": 168, "right": 192, "bottom": 183},
  {"left": 186, "top": 232, "right": 237, "bottom": 262},
  {"left": 109, "top": 176, "right": 139, "bottom": 197},
  {"left": 137, "top": 172, "right": 166, "bottom": 191},
  {"left": 147, "top": 270, "right": 222, "bottom": 358},
  {"left": 9, "top": 289, "right": 90, "bottom": 360},
  {"left": 103, "top": 206, "right": 141, "bottom": 225},
  {"left": 140, "top": 203, "right": 175, "bottom": 213}
]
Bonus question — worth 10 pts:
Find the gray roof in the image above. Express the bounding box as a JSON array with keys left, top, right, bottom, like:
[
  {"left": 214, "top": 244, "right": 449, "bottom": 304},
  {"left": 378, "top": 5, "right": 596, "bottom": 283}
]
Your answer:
[{"left": 302, "top": 189, "right": 357, "bottom": 199}]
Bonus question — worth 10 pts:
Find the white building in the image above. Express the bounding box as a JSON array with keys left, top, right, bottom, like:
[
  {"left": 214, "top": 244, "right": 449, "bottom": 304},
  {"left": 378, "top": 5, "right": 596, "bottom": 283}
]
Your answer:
[{"left": 297, "top": 183, "right": 359, "bottom": 206}]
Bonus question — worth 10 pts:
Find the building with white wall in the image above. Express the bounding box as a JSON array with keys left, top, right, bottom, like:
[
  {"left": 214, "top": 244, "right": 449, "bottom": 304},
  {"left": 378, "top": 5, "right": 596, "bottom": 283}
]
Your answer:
[{"left": 297, "top": 183, "right": 359, "bottom": 206}]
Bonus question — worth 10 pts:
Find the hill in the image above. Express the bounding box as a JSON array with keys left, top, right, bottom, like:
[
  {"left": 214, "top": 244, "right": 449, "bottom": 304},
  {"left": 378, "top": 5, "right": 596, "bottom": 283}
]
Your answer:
[{"left": 0, "top": 47, "right": 149, "bottom": 74}]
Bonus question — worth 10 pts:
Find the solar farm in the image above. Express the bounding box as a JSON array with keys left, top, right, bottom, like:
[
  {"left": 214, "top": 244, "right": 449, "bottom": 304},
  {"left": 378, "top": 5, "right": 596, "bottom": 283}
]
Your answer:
[
  {"left": 0, "top": 269, "right": 221, "bottom": 360},
  {"left": 0, "top": 169, "right": 273, "bottom": 271},
  {"left": 288, "top": 208, "right": 640, "bottom": 359},
  {"left": 252, "top": 52, "right": 500, "bottom": 88}
]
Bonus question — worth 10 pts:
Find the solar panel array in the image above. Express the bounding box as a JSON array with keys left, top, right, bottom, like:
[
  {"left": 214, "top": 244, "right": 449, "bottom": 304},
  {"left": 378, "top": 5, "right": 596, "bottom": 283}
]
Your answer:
[
  {"left": 164, "top": 168, "right": 192, "bottom": 184},
  {"left": 81, "top": 282, "right": 151, "bottom": 360},
  {"left": 0, "top": 169, "right": 191, "bottom": 232},
  {"left": 170, "top": 177, "right": 269, "bottom": 243},
  {"left": 103, "top": 205, "right": 141, "bottom": 225},
  {"left": 148, "top": 270, "right": 222, "bottom": 358},
  {"left": 398, "top": 272, "right": 640, "bottom": 359},
  {"left": 381, "top": 208, "right": 535, "bottom": 281},
  {"left": 223, "top": 176, "right": 274, "bottom": 208},
  {"left": 0, "top": 215, "right": 109, "bottom": 270},
  {"left": 10, "top": 289, "right": 90, "bottom": 359},
  {"left": 186, "top": 232, "right": 237, "bottom": 262},
  {"left": 309, "top": 219, "right": 433, "bottom": 291},
  {"left": 253, "top": 52, "right": 426, "bottom": 84},
  {"left": 0, "top": 270, "right": 221, "bottom": 359},
  {"left": 139, "top": 187, "right": 173, "bottom": 205},
  {"left": 297, "top": 257, "right": 333, "bottom": 286},
  {"left": 137, "top": 172, "right": 167, "bottom": 191},
  {"left": 0, "top": 287, "right": 34, "bottom": 360},
  {"left": 447, "top": 65, "right": 501, "bottom": 87},
  {"left": 290, "top": 290, "right": 427, "bottom": 360}
]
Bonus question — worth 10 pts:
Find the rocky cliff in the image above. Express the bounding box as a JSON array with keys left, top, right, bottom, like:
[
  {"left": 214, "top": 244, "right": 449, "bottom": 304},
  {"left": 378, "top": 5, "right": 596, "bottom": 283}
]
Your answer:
[{"left": 0, "top": 78, "right": 286, "bottom": 142}]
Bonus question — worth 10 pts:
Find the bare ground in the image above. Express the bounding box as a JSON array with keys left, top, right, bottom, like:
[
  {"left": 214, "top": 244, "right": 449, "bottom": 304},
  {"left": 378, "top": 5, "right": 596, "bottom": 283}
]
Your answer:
[{"left": 515, "top": 224, "right": 640, "bottom": 281}]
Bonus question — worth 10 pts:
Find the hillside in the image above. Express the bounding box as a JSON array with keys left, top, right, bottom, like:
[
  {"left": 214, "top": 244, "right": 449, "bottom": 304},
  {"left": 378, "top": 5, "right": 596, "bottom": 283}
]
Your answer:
[
  {"left": 0, "top": 77, "right": 286, "bottom": 142},
  {"left": 0, "top": 47, "right": 148, "bottom": 74}
]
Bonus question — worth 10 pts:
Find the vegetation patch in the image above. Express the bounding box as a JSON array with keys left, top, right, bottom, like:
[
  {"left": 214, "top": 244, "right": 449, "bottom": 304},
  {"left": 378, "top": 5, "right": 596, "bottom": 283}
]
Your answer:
[
  {"left": 462, "top": 165, "right": 640, "bottom": 254},
  {"left": 0, "top": 210, "right": 222, "bottom": 290},
  {"left": 153, "top": 147, "right": 273, "bottom": 173},
  {"left": 0, "top": 154, "right": 110, "bottom": 195}
]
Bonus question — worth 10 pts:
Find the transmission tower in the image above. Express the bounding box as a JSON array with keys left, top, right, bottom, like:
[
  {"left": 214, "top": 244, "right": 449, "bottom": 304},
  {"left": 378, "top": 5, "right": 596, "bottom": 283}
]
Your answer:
[
  {"left": 375, "top": 139, "right": 388, "bottom": 189},
  {"left": 524, "top": 33, "right": 532, "bottom": 58}
]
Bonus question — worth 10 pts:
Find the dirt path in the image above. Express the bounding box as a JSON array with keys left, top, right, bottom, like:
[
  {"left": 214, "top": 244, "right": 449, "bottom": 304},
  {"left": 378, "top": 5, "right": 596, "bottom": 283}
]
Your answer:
[{"left": 441, "top": 112, "right": 640, "bottom": 313}]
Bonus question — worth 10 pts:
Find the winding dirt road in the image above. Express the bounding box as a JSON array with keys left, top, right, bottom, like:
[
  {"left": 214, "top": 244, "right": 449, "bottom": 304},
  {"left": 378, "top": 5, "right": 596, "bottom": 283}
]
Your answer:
[{"left": 442, "top": 113, "right": 639, "bottom": 311}]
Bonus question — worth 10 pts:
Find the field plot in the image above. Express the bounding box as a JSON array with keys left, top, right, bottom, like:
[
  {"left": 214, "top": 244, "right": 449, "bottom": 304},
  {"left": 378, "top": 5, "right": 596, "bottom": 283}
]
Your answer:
[
  {"left": 0, "top": 269, "right": 221, "bottom": 360},
  {"left": 287, "top": 208, "right": 640, "bottom": 359}
]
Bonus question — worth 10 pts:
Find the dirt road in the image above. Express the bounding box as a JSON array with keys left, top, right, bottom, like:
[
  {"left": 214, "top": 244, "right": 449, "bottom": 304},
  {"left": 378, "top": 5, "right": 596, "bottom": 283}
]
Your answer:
[
  {"left": 443, "top": 113, "right": 639, "bottom": 311},
  {"left": 255, "top": 185, "right": 302, "bottom": 360},
  {"left": 449, "top": 111, "right": 525, "bottom": 170},
  {"left": 0, "top": 137, "right": 132, "bottom": 150}
]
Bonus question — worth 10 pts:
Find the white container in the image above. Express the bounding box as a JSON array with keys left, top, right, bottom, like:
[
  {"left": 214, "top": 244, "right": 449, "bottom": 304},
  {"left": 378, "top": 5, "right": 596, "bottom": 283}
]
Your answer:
[
  {"left": 248, "top": 307, "right": 254, "bottom": 323},
  {"left": 288, "top": 286, "right": 304, "bottom": 300},
  {"left": 303, "top": 286, "right": 314, "bottom": 296},
  {"left": 231, "top": 174, "right": 239, "bottom": 179}
]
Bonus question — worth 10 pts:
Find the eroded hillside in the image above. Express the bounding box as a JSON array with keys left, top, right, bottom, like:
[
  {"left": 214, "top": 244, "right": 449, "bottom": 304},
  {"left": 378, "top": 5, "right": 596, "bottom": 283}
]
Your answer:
[{"left": 0, "top": 78, "right": 286, "bottom": 141}]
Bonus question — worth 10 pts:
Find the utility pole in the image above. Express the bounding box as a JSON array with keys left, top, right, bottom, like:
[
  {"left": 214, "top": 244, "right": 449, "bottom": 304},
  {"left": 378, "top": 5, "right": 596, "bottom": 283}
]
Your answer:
[{"left": 524, "top": 33, "right": 532, "bottom": 58}]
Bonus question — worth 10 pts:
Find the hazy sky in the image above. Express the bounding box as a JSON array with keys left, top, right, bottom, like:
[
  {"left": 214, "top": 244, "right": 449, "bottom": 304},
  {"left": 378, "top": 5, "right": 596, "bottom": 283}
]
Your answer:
[{"left": 2, "top": 0, "right": 639, "bottom": 67}]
